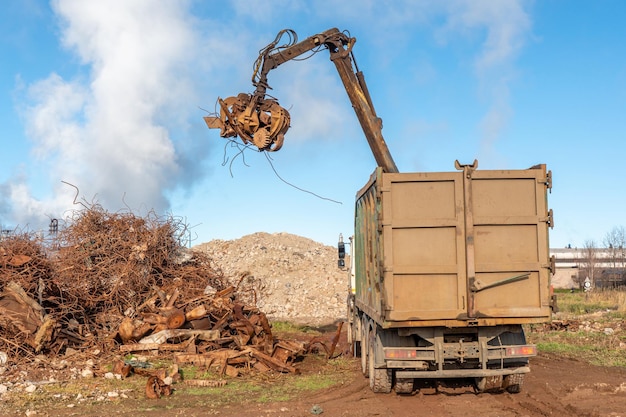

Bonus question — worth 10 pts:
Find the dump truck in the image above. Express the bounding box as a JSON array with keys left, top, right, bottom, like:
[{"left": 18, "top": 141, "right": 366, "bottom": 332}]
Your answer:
[
  {"left": 347, "top": 161, "right": 553, "bottom": 394},
  {"left": 205, "top": 28, "right": 554, "bottom": 394}
]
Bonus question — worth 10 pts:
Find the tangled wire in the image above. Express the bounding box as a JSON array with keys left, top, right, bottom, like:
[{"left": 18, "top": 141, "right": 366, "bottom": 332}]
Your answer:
[{"left": 0, "top": 206, "right": 227, "bottom": 360}]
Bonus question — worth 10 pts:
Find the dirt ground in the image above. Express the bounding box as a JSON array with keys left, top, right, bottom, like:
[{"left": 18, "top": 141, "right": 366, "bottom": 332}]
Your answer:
[
  {"left": 2, "top": 232, "right": 625, "bottom": 416},
  {"left": 3, "top": 329, "right": 625, "bottom": 417},
  {"left": 186, "top": 354, "right": 626, "bottom": 417}
]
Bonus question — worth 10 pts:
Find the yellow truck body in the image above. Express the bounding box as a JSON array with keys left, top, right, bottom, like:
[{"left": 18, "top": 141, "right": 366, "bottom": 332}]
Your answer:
[{"left": 350, "top": 162, "right": 553, "bottom": 393}]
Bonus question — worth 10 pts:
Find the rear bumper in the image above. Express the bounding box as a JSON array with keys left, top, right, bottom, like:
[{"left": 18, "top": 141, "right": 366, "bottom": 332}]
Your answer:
[{"left": 395, "top": 366, "right": 530, "bottom": 379}]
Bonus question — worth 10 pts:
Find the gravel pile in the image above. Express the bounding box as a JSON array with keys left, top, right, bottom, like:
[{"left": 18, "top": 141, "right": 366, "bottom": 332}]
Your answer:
[{"left": 194, "top": 232, "right": 349, "bottom": 326}]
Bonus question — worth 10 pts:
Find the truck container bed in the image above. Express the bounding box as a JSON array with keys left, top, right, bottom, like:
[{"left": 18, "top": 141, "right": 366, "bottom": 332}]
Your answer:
[{"left": 353, "top": 162, "right": 553, "bottom": 328}]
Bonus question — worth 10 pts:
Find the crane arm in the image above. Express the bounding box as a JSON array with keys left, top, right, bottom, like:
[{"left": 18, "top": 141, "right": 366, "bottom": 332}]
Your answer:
[{"left": 205, "top": 28, "right": 398, "bottom": 173}]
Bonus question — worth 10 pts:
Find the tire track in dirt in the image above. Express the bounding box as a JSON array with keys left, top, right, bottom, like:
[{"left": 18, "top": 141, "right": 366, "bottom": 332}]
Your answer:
[{"left": 242, "top": 354, "right": 626, "bottom": 417}]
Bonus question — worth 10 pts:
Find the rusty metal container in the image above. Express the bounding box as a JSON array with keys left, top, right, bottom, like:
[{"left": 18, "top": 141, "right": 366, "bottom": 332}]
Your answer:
[{"left": 354, "top": 162, "right": 553, "bottom": 328}]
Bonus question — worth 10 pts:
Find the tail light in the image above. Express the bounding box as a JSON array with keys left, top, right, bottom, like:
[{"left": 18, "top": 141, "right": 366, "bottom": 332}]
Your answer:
[
  {"left": 385, "top": 349, "right": 418, "bottom": 359},
  {"left": 505, "top": 345, "right": 537, "bottom": 357}
]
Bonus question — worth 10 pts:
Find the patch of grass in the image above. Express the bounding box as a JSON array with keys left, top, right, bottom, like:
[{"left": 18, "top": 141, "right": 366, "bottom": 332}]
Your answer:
[
  {"left": 177, "top": 358, "right": 352, "bottom": 408},
  {"left": 536, "top": 335, "right": 626, "bottom": 367},
  {"left": 258, "top": 357, "right": 353, "bottom": 403},
  {"left": 589, "top": 290, "right": 626, "bottom": 312},
  {"left": 554, "top": 292, "right": 622, "bottom": 315},
  {"left": 527, "top": 290, "right": 626, "bottom": 367},
  {"left": 183, "top": 379, "right": 265, "bottom": 407},
  {"left": 536, "top": 341, "right": 583, "bottom": 355},
  {"left": 271, "top": 321, "right": 322, "bottom": 335},
  {"left": 178, "top": 365, "right": 222, "bottom": 381},
  {"left": 529, "top": 310, "right": 626, "bottom": 366},
  {"left": 290, "top": 372, "right": 339, "bottom": 391},
  {"left": 0, "top": 377, "right": 145, "bottom": 416},
  {"left": 604, "top": 311, "right": 626, "bottom": 320}
]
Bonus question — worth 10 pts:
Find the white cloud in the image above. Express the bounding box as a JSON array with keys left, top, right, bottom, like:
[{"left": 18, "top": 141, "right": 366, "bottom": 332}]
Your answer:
[
  {"left": 10, "top": 0, "right": 204, "bottom": 230},
  {"left": 439, "top": 0, "right": 531, "bottom": 72},
  {"left": 438, "top": 0, "right": 532, "bottom": 154}
]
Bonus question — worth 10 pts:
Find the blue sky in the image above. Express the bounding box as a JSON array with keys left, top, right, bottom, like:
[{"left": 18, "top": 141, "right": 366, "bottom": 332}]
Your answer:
[{"left": 1, "top": 0, "right": 625, "bottom": 248}]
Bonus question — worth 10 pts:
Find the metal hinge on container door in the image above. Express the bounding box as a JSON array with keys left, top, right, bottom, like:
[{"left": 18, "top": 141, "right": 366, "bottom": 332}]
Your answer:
[
  {"left": 540, "top": 170, "right": 552, "bottom": 193},
  {"left": 543, "top": 255, "right": 556, "bottom": 275},
  {"left": 541, "top": 209, "right": 554, "bottom": 229}
]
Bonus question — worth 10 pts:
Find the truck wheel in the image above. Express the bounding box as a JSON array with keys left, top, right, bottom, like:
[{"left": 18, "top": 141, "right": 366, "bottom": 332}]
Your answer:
[
  {"left": 360, "top": 316, "right": 369, "bottom": 377},
  {"left": 369, "top": 332, "right": 392, "bottom": 393},
  {"left": 503, "top": 374, "right": 524, "bottom": 394},
  {"left": 474, "top": 377, "right": 487, "bottom": 393},
  {"left": 349, "top": 318, "right": 361, "bottom": 358},
  {"left": 474, "top": 376, "right": 503, "bottom": 393},
  {"left": 352, "top": 334, "right": 361, "bottom": 358},
  {"left": 394, "top": 378, "right": 414, "bottom": 394}
]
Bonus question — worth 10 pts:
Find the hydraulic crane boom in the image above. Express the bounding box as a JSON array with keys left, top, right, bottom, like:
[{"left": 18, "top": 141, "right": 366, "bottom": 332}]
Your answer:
[{"left": 205, "top": 28, "right": 399, "bottom": 173}]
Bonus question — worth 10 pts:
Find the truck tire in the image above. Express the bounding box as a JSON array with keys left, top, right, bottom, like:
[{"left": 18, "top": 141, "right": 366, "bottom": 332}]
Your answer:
[
  {"left": 394, "top": 378, "right": 414, "bottom": 394},
  {"left": 474, "top": 376, "right": 503, "bottom": 393},
  {"left": 347, "top": 299, "right": 360, "bottom": 357},
  {"left": 360, "top": 316, "right": 369, "bottom": 377},
  {"left": 347, "top": 317, "right": 359, "bottom": 357},
  {"left": 351, "top": 329, "right": 361, "bottom": 358},
  {"left": 369, "top": 332, "right": 392, "bottom": 393},
  {"left": 503, "top": 374, "right": 524, "bottom": 394},
  {"left": 376, "top": 329, "right": 415, "bottom": 394}
]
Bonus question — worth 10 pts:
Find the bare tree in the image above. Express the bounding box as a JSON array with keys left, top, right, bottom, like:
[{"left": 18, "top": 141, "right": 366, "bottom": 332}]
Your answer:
[
  {"left": 603, "top": 226, "right": 626, "bottom": 287},
  {"left": 577, "top": 239, "right": 599, "bottom": 289}
]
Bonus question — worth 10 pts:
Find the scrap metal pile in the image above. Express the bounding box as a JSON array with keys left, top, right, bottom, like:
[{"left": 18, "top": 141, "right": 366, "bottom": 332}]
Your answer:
[{"left": 0, "top": 206, "right": 335, "bottom": 385}]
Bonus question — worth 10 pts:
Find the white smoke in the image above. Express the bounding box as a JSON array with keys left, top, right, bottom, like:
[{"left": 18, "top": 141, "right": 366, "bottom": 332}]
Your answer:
[
  {"left": 1, "top": 0, "right": 532, "bottom": 235},
  {"left": 6, "top": 0, "right": 207, "bottom": 231}
]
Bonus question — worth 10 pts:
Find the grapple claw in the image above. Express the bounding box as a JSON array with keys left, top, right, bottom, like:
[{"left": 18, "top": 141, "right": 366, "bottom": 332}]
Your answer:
[{"left": 206, "top": 93, "right": 290, "bottom": 152}]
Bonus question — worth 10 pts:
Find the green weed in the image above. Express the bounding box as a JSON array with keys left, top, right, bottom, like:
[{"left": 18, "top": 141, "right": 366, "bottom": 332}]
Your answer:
[
  {"left": 555, "top": 292, "right": 617, "bottom": 314},
  {"left": 271, "top": 321, "right": 323, "bottom": 335},
  {"left": 529, "top": 290, "right": 626, "bottom": 367}
]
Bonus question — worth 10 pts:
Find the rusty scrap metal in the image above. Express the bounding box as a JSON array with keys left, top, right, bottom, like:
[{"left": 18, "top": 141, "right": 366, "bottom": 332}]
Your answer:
[
  {"left": 205, "top": 94, "right": 290, "bottom": 152},
  {"left": 306, "top": 321, "right": 344, "bottom": 359},
  {"left": 203, "top": 29, "right": 302, "bottom": 152},
  {"left": 0, "top": 206, "right": 227, "bottom": 360},
  {"left": 112, "top": 360, "right": 133, "bottom": 378},
  {"left": 0, "top": 281, "right": 55, "bottom": 353},
  {"left": 145, "top": 375, "right": 172, "bottom": 399},
  {"left": 113, "top": 282, "right": 307, "bottom": 375},
  {"left": 0, "top": 205, "right": 345, "bottom": 382},
  {"left": 0, "top": 232, "right": 54, "bottom": 297}
]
